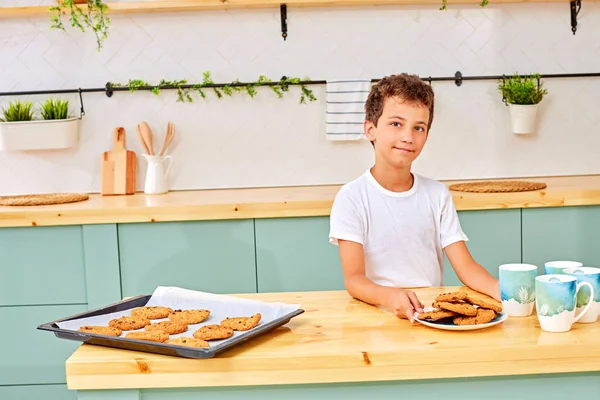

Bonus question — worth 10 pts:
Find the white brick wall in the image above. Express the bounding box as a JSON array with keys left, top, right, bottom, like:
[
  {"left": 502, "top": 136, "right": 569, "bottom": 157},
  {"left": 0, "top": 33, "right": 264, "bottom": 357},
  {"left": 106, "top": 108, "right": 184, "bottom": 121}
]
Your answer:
[{"left": 1, "top": 2, "right": 600, "bottom": 195}]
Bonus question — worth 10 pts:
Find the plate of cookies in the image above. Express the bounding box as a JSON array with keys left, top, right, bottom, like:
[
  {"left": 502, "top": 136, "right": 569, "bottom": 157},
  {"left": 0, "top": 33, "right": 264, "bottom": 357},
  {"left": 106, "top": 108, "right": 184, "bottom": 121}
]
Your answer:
[
  {"left": 38, "top": 286, "right": 304, "bottom": 358},
  {"left": 414, "top": 290, "right": 506, "bottom": 331}
]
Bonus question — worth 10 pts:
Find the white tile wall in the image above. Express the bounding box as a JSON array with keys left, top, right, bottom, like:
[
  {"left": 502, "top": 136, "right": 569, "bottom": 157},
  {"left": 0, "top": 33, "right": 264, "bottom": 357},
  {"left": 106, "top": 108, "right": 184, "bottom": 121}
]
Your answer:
[{"left": 1, "top": 2, "right": 600, "bottom": 195}]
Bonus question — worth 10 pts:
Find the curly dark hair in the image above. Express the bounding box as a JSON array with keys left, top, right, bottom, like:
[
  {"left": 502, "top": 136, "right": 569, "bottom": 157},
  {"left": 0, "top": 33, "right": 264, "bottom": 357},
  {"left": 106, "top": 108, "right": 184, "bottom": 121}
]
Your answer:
[{"left": 365, "top": 73, "right": 435, "bottom": 131}]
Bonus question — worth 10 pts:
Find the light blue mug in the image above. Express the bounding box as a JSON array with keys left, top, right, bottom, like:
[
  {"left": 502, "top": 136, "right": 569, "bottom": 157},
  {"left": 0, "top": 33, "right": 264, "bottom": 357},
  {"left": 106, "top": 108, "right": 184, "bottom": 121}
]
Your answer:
[
  {"left": 563, "top": 266, "right": 600, "bottom": 324},
  {"left": 544, "top": 261, "right": 582, "bottom": 275},
  {"left": 535, "top": 274, "right": 594, "bottom": 333},
  {"left": 499, "top": 263, "right": 537, "bottom": 317}
]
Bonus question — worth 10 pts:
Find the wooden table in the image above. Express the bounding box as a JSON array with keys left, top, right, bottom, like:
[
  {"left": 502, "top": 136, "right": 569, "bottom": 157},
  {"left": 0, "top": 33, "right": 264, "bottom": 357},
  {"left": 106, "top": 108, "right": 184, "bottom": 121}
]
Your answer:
[
  {"left": 64, "top": 288, "right": 600, "bottom": 400},
  {"left": 2, "top": 174, "right": 600, "bottom": 227}
]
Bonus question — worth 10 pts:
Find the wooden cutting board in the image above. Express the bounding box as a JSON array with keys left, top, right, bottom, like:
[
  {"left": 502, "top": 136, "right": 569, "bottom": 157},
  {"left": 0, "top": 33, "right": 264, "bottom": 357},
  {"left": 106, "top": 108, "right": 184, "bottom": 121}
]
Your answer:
[{"left": 101, "top": 127, "right": 136, "bottom": 195}]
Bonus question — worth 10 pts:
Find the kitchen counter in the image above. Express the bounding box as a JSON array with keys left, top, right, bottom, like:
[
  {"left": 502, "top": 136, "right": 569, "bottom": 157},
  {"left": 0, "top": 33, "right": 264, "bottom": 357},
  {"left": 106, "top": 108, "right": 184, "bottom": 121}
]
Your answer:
[
  {"left": 64, "top": 287, "right": 600, "bottom": 398},
  {"left": 2, "top": 174, "right": 600, "bottom": 228}
]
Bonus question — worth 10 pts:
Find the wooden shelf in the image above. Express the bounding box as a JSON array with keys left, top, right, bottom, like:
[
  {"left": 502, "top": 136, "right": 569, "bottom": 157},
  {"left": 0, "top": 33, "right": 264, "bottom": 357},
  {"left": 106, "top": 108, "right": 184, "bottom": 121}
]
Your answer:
[{"left": 0, "top": 0, "right": 574, "bottom": 19}]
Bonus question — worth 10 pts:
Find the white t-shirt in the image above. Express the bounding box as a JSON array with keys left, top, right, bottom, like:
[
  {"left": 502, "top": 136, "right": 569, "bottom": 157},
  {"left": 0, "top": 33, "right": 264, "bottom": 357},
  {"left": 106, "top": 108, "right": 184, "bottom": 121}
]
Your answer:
[{"left": 329, "top": 169, "right": 468, "bottom": 288}]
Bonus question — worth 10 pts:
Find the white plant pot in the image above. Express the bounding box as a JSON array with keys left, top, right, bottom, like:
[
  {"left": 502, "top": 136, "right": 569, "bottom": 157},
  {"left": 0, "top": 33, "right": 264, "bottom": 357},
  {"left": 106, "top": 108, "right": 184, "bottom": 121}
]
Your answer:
[
  {"left": 508, "top": 103, "right": 539, "bottom": 135},
  {"left": 0, "top": 117, "right": 80, "bottom": 151}
]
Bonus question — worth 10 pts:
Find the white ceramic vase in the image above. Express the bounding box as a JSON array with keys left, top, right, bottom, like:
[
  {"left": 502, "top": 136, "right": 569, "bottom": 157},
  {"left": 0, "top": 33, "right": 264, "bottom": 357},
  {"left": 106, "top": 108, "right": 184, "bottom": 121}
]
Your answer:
[{"left": 508, "top": 103, "right": 539, "bottom": 135}]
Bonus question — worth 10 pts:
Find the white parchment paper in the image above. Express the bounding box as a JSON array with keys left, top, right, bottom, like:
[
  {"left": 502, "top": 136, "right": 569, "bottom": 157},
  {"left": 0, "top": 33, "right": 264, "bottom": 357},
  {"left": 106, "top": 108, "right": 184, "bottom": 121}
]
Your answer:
[{"left": 55, "top": 286, "right": 301, "bottom": 345}]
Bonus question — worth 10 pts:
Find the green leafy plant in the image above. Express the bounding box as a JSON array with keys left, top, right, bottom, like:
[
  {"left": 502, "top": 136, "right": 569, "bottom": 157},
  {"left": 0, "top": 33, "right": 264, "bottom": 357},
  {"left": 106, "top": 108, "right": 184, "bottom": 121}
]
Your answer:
[
  {"left": 49, "top": 0, "right": 110, "bottom": 51},
  {"left": 0, "top": 100, "right": 35, "bottom": 122},
  {"left": 40, "top": 98, "right": 71, "bottom": 120},
  {"left": 440, "top": 0, "right": 489, "bottom": 10},
  {"left": 497, "top": 73, "right": 548, "bottom": 105},
  {"left": 109, "top": 72, "right": 318, "bottom": 104}
]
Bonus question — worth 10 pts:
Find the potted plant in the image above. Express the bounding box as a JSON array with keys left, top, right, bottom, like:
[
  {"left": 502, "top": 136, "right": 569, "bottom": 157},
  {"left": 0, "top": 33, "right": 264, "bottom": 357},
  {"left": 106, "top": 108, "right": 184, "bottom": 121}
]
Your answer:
[
  {"left": 497, "top": 73, "right": 548, "bottom": 135},
  {"left": 0, "top": 98, "right": 80, "bottom": 151}
]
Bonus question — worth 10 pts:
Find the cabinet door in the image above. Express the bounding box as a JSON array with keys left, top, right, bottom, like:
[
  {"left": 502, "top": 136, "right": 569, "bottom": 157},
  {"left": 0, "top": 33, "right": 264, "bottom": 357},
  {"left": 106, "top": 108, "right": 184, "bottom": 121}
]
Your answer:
[
  {"left": 0, "top": 384, "right": 76, "bottom": 400},
  {"left": 522, "top": 206, "right": 600, "bottom": 274},
  {"left": 0, "top": 304, "right": 87, "bottom": 385},
  {"left": 444, "top": 209, "right": 522, "bottom": 286},
  {"left": 255, "top": 217, "right": 344, "bottom": 292},
  {"left": 0, "top": 226, "right": 86, "bottom": 306},
  {"left": 118, "top": 220, "right": 257, "bottom": 297}
]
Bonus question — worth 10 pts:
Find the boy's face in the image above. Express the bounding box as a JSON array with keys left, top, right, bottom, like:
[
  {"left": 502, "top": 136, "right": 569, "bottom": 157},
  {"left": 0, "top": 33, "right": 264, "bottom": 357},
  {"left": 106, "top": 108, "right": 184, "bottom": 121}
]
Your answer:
[{"left": 364, "top": 96, "right": 430, "bottom": 169}]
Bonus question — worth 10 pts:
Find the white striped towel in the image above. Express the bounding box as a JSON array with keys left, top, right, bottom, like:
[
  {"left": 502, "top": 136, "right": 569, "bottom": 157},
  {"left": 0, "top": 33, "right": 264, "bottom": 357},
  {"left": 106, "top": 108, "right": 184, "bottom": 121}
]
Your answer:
[{"left": 325, "top": 79, "right": 372, "bottom": 141}]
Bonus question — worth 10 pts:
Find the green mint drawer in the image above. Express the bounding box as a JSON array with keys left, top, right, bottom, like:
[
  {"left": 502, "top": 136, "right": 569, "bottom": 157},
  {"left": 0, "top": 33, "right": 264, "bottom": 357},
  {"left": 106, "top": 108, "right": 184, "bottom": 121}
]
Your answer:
[
  {"left": 0, "top": 304, "right": 86, "bottom": 385},
  {"left": 0, "top": 226, "right": 86, "bottom": 306},
  {"left": 255, "top": 217, "right": 344, "bottom": 292},
  {"left": 118, "top": 220, "right": 257, "bottom": 297},
  {"left": 0, "top": 384, "right": 76, "bottom": 400}
]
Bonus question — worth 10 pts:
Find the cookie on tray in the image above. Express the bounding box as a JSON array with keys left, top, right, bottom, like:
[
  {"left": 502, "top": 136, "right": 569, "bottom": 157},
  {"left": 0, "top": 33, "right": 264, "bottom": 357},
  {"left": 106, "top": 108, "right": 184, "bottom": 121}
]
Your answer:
[
  {"left": 145, "top": 320, "right": 188, "bottom": 335},
  {"left": 168, "top": 309, "right": 210, "bottom": 324},
  {"left": 433, "top": 301, "right": 477, "bottom": 316},
  {"left": 193, "top": 324, "right": 234, "bottom": 341},
  {"left": 109, "top": 315, "right": 151, "bottom": 331},
  {"left": 464, "top": 294, "right": 503, "bottom": 313},
  {"left": 221, "top": 313, "right": 262, "bottom": 331},
  {"left": 417, "top": 309, "right": 457, "bottom": 322},
  {"left": 166, "top": 337, "right": 209, "bottom": 348},
  {"left": 125, "top": 331, "right": 169, "bottom": 343},
  {"left": 453, "top": 308, "right": 497, "bottom": 326},
  {"left": 434, "top": 291, "right": 468, "bottom": 303},
  {"left": 78, "top": 325, "right": 122, "bottom": 337},
  {"left": 132, "top": 306, "right": 174, "bottom": 320}
]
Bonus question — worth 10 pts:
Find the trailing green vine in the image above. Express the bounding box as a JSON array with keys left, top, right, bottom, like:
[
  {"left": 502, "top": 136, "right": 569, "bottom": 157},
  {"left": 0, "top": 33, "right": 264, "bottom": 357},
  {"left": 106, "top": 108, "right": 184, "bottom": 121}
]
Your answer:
[
  {"left": 440, "top": 0, "right": 489, "bottom": 10},
  {"left": 49, "top": 0, "right": 110, "bottom": 51},
  {"left": 108, "top": 72, "right": 318, "bottom": 104}
]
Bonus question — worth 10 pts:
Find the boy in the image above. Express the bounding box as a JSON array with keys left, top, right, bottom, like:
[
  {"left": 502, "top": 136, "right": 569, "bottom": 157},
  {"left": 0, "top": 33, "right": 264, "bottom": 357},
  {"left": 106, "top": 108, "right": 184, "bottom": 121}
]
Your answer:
[{"left": 328, "top": 73, "right": 500, "bottom": 323}]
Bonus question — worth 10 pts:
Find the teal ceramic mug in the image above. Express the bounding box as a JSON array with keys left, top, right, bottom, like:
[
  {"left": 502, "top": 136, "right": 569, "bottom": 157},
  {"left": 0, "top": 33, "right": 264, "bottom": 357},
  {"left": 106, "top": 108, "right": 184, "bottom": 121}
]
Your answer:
[
  {"left": 544, "top": 261, "right": 582, "bottom": 275},
  {"left": 499, "top": 263, "right": 537, "bottom": 317},
  {"left": 563, "top": 266, "right": 600, "bottom": 324},
  {"left": 535, "top": 274, "right": 594, "bottom": 333}
]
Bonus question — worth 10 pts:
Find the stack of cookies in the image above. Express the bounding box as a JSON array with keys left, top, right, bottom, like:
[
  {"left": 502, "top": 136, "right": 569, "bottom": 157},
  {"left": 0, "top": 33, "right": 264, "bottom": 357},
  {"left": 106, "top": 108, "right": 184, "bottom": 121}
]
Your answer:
[
  {"left": 77, "top": 305, "right": 262, "bottom": 348},
  {"left": 417, "top": 291, "right": 503, "bottom": 326}
]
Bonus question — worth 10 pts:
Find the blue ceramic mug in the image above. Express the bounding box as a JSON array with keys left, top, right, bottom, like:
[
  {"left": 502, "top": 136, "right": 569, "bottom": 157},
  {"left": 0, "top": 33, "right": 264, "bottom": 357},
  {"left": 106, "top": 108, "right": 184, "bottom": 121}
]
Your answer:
[
  {"left": 563, "top": 266, "right": 600, "bottom": 324},
  {"left": 544, "top": 261, "right": 582, "bottom": 275},
  {"left": 499, "top": 263, "right": 537, "bottom": 317},
  {"left": 535, "top": 274, "right": 594, "bottom": 333}
]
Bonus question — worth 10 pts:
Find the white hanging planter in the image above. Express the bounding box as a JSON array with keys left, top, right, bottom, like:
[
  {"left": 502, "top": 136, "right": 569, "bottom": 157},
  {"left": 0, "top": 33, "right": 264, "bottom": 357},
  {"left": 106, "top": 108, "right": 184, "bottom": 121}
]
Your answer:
[
  {"left": 508, "top": 103, "right": 539, "bottom": 135},
  {"left": 0, "top": 117, "right": 80, "bottom": 151}
]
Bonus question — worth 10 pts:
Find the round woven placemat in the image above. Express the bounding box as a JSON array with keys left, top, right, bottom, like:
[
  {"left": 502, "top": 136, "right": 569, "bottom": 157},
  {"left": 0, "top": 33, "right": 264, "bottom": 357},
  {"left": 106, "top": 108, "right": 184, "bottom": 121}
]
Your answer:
[
  {"left": 0, "top": 193, "right": 89, "bottom": 206},
  {"left": 448, "top": 181, "right": 547, "bottom": 193}
]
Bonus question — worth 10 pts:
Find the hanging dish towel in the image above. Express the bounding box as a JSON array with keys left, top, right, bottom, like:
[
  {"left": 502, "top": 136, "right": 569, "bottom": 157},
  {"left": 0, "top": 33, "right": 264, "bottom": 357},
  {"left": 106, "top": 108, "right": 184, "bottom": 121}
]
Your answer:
[{"left": 325, "top": 79, "right": 371, "bottom": 141}]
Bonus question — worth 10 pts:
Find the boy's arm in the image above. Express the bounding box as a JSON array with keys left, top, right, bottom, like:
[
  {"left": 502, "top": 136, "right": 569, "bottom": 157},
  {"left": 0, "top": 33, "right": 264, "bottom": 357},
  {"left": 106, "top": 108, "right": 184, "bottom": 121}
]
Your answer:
[
  {"left": 445, "top": 241, "right": 501, "bottom": 301},
  {"left": 338, "top": 239, "right": 424, "bottom": 322}
]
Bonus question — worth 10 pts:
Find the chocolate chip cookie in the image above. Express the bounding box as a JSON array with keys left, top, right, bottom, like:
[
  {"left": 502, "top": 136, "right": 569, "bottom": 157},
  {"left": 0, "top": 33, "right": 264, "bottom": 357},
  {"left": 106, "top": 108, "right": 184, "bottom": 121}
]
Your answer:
[
  {"left": 145, "top": 320, "right": 188, "bottom": 335},
  {"left": 453, "top": 308, "right": 497, "bottom": 326},
  {"left": 433, "top": 301, "right": 478, "bottom": 316},
  {"left": 169, "top": 309, "right": 211, "bottom": 324},
  {"left": 434, "top": 291, "right": 468, "bottom": 303},
  {"left": 108, "top": 315, "right": 150, "bottom": 331},
  {"left": 193, "top": 324, "right": 234, "bottom": 341},
  {"left": 132, "top": 306, "right": 174, "bottom": 320},
  {"left": 417, "top": 309, "right": 457, "bottom": 322},
  {"left": 125, "top": 331, "right": 169, "bottom": 343},
  {"left": 464, "top": 294, "right": 503, "bottom": 313},
  {"left": 78, "top": 325, "right": 122, "bottom": 336},
  {"left": 221, "top": 313, "right": 262, "bottom": 331}
]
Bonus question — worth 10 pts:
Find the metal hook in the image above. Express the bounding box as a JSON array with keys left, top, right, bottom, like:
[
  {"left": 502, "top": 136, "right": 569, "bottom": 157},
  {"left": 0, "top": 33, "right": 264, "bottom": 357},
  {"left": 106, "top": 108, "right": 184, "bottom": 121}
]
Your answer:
[
  {"left": 501, "top": 74, "right": 508, "bottom": 106},
  {"left": 454, "top": 71, "right": 463, "bottom": 87},
  {"left": 280, "top": 4, "right": 288, "bottom": 41},
  {"left": 78, "top": 88, "right": 85, "bottom": 118},
  {"left": 105, "top": 82, "right": 114, "bottom": 98},
  {"left": 428, "top": 76, "right": 432, "bottom": 85}
]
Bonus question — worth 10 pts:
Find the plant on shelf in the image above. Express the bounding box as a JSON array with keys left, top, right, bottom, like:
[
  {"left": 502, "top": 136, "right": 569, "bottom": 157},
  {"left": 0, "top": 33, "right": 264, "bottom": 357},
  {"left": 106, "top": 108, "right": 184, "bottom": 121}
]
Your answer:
[
  {"left": 40, "top": 98, "right": 71, "bottom": 120},
  {"left": 49, "top": 0, "right": 110, "bottom": 51},
  {"left": 108, "top": 71, "right": 318, "bottom": 104},
  {"left": 0, "top": 100, "right": 34, "bottom": 122},
  {"left": 0, "top": 98, "right": 80, "bottom": 151},
  {"left": 497, "top": 73, "right": 548, "bottom": 135},
  {"left": 440, "top": 0, "right": 489, "bottom": 10}
]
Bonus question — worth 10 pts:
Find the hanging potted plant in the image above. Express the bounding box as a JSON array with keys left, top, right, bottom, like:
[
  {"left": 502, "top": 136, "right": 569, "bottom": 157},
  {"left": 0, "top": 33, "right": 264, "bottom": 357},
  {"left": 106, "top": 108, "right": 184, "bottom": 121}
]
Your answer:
[
  {"left": 497, "top": 73, "right": 548, "bottom": 135},
  {"left": 0, "top": 98, "right": 80, "bottom": 151}
]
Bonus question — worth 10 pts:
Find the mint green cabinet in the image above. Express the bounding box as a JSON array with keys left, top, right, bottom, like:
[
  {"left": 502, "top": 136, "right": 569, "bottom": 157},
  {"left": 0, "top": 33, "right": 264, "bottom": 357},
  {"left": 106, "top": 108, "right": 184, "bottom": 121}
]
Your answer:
[
  {"left": 522, "top": 206, "right": 600, "bottom": 273},
  {"left": 0, "top": 384, "right": 76, "bottom": 400},
  {"left": 255, "top": 217, "right": 344, "bottom": 292},
  {"left": 117, "top": 220, "right": 257, "bottom": 297},
  {"left": 0, "top": 226, "right": 87, "bottom": 306},
  {"left": 443, "top": 210, "right": 522, "bottom": 286},
  {"left": 0, "top": 304, "right": 86, "bottom": 385}
]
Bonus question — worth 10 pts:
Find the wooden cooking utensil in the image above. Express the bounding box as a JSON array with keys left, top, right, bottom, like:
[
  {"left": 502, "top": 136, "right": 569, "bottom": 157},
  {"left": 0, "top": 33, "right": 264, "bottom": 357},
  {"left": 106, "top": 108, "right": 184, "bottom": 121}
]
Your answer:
[
  {"left": 101, "top": 127, "right": 136, "bottom": 195},
  {"left": 138, "top": 121, "right": 154, "bottom": 155},
  {"left": 159, "top": 121, "right": 175, "bottom": 156},
  {"left": 136, "top": 124, "right": 151, "bottom": 155}
]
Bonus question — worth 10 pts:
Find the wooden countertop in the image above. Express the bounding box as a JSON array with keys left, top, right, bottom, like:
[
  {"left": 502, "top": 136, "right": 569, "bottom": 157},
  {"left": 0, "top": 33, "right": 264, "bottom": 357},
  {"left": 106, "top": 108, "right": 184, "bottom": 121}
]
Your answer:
[
  {"left": 64, "top": 287, "right": 600, "bottom": 390},
  {"left": 2, "top": 174, "right": 600, "bottom": 227}
]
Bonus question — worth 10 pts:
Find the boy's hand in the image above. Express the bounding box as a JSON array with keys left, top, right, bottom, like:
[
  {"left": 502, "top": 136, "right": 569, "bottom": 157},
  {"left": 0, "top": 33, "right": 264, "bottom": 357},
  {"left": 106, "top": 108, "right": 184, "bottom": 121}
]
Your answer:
[{"left": 385, "top": 289, "right": 424, "bottom": 323}]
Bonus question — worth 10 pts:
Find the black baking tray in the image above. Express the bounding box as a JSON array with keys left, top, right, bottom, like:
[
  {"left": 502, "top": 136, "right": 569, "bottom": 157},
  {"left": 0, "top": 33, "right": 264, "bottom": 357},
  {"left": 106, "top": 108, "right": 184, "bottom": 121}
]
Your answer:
[{"left": 37, "top": 294, "right": 305, "bottom": 359}]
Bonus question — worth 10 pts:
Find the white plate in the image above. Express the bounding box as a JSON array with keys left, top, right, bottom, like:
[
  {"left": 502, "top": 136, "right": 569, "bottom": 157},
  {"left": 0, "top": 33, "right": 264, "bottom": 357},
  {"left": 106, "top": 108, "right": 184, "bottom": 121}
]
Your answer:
[{"left": 413, "top": 307, "right": 508, "bottom": 331}]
